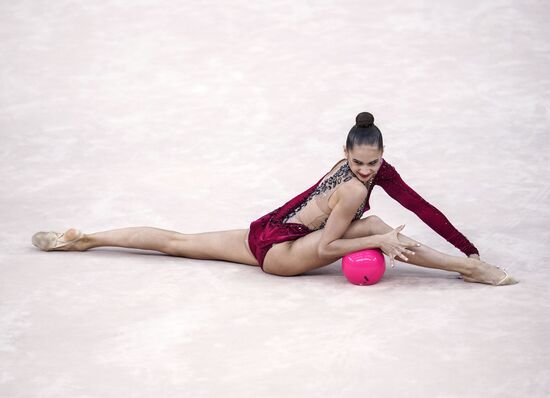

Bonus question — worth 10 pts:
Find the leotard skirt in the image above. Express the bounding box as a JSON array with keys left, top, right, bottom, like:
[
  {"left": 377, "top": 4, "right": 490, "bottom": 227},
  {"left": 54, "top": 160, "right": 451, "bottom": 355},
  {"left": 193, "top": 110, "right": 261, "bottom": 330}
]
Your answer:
[
  {"left": 248, "top": 210, "right": 313, "bottom": 271},
  {"left": 248, "top": 173, "right": 331, "bottom": 271}
]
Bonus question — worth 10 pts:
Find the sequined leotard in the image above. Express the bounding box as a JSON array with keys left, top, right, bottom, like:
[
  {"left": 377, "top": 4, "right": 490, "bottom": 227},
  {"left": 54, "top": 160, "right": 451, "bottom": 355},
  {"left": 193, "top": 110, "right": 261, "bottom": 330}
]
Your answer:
[{"left": 248, "top": 158, "right": 479, "bottom": 270}]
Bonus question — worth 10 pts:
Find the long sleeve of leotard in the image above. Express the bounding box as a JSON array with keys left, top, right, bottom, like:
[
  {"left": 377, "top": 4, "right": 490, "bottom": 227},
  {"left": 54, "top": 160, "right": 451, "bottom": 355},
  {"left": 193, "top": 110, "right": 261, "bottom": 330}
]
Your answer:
[{"left": 375, "top": 160, "right": 479, "bottom": 256}]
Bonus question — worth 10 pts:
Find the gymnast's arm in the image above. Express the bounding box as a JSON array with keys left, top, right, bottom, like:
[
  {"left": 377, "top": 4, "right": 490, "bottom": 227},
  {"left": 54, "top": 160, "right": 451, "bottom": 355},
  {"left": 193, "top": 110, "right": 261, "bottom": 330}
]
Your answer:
[
  {"left": 317, "top": 182, "right": 379, "bottom": 260},
  {"left": 377, "top": 161, "right": 480, "bottom": 256}
]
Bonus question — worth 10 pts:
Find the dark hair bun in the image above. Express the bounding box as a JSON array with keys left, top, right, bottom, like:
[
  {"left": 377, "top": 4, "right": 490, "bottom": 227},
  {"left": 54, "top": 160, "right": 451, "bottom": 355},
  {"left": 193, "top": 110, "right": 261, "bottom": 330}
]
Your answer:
[{"left": 356, "top": 112, "right": 374, "bottom": 128}]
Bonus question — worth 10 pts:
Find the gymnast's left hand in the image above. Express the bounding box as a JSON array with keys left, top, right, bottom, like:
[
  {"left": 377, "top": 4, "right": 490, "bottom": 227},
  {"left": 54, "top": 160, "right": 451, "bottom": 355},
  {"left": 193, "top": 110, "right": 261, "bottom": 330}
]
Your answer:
[{"left": 468, "top": 254, "right": 480, "bottom": 260}]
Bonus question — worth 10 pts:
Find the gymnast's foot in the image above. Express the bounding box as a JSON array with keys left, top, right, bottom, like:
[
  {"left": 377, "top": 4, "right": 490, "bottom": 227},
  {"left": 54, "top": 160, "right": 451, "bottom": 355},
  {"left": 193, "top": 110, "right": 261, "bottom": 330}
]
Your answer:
[
  {"left": 32, "top": 228, "right": 87, "bottom": 251},
  {"left": 462, "top": 258, "right": 518, "bottom": 286}
]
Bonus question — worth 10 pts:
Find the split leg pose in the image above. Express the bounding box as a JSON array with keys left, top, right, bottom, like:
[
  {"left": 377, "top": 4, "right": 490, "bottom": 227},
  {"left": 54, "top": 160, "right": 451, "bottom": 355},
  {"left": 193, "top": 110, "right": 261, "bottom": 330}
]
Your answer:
[
  {"left": 31, "top": 215, "right": 515, "bottom": 285},
  {"left": 31, "top": 111, "right": 518, "bottom": 286}
]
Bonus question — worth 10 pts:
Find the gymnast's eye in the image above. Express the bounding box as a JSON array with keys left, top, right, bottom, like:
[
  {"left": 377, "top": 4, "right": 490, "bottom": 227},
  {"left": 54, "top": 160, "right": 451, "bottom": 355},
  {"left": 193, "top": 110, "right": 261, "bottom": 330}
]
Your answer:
[{"left": 355, "top": 160, "right": 378, "bottom": 165}]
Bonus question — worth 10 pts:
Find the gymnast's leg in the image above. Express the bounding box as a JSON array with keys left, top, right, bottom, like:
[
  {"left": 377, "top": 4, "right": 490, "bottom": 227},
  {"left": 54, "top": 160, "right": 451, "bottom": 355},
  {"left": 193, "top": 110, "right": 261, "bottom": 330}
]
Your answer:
[
  {"left": 32, "top": 227, "right": 260, "bottom": 266},
  {"left": 80, "top": 227, "right": 180, "bottom": 252},
  {"left": 364, "top": 216, "right": 515, "bottom": 285}
]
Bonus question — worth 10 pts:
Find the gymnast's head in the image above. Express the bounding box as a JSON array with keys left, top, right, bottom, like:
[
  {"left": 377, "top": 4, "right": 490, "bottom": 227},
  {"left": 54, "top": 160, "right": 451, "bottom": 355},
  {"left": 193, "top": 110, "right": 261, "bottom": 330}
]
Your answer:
[{"left": 343, "top": 112, "right": 385, "bottom": 182}]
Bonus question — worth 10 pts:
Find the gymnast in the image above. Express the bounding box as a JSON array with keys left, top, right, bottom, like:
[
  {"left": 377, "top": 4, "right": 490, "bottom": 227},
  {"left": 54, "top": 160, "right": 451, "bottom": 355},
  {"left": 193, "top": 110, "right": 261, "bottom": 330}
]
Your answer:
[{"left": 32, "top": 112, "right": 518, "bottom": 286}]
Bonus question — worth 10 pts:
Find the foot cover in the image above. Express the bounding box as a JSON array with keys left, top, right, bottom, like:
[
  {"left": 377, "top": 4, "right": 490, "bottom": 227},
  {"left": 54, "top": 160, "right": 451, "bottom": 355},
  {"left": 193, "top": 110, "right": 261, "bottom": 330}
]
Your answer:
[
  {"left": 463, "top": 266, "right": 518, "bottom": 286},
  {"left": 32, "top": 229, "right": 83, "bottom": 251}
]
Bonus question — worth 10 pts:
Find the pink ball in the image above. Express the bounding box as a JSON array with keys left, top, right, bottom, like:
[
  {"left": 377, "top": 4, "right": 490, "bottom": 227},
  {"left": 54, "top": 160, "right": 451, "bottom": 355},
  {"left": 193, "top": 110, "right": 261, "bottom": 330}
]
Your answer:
[{"left": 342, "top": 249, "right": 386, "bottom": 285}]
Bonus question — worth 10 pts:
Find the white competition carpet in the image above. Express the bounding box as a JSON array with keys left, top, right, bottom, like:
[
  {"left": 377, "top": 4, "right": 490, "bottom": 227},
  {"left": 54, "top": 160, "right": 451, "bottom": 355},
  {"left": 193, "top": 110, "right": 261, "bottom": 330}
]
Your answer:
[{"left": 1, "top": 0, "right": 549, "bottom": 396}]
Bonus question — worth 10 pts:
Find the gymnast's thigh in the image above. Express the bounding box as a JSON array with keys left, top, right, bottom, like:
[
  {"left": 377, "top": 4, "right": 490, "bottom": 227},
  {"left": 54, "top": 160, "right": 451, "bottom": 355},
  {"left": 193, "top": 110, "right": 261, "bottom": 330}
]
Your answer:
[{"left": 262, "top": 216, "right": 380, "bottom": 276}]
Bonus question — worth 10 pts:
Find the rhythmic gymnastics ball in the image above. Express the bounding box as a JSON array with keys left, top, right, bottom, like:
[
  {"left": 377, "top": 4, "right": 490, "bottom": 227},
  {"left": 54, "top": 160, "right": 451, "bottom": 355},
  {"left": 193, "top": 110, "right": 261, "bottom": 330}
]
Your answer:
[{"left": 342, "top": 248, "right": 386, "bottom": 285}]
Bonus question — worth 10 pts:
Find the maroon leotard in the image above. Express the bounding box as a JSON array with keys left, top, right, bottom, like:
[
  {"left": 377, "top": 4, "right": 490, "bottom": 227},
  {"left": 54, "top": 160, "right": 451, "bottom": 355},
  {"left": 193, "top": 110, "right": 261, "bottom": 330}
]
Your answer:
[{"left": 248, "top": 158, "right": 479, "bottom": 270}]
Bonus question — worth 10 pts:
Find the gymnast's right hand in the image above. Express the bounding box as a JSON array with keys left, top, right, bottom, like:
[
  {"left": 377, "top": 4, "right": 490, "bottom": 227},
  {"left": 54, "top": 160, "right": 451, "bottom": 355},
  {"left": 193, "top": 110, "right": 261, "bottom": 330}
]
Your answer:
[{"left": 377, "top": 224, "right": 419, "bottom": 268}]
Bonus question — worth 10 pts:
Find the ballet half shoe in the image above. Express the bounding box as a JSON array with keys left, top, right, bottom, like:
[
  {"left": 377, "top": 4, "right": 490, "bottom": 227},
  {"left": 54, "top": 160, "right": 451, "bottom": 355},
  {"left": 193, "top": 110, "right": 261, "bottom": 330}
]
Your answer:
[
  {"left": 32, "top": 230, "right": 83, "bottom": 251},
  {"left": 462, "top": 266, "right": 519, "bottom": 286}
]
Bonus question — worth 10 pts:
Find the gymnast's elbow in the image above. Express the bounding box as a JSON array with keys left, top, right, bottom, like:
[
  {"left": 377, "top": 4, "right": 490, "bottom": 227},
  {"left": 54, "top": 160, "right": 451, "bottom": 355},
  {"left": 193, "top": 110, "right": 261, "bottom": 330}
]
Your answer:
[{"left": 317, "top": 243, "right": 332, "bottom": 260}]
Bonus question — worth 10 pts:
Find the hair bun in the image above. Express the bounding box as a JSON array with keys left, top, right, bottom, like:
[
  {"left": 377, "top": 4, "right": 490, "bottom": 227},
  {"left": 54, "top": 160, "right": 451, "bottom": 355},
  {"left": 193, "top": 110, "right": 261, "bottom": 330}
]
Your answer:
[{"left": 356, "top": 112, "right": 374, "bottom": 128}]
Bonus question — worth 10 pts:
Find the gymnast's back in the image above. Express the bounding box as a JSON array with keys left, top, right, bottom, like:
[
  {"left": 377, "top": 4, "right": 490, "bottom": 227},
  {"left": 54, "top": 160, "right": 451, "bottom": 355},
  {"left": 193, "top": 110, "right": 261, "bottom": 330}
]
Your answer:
[{"left": 280, "top": 159, "right": 368, "bottom": 231}]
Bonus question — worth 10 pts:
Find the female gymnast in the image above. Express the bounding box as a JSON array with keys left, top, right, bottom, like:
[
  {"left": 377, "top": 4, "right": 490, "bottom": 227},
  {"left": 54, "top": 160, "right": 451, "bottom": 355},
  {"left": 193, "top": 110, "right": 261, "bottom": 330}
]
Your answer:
[{"left": 31, "top": 112, "right": 517, "bottom": 286}]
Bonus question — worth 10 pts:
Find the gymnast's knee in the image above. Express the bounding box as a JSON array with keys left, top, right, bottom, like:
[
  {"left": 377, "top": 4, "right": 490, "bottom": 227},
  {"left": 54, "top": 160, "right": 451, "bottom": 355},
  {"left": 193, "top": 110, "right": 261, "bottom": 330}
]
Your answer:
[
  {"left": 163, "top": 234, "right": 189, "bottom": 256},
  {"left": 361, "top": 215, "right": 386, "bottom": 233},
  {"left": 364, "top": 215, "right": 383, "bottom": 224}
]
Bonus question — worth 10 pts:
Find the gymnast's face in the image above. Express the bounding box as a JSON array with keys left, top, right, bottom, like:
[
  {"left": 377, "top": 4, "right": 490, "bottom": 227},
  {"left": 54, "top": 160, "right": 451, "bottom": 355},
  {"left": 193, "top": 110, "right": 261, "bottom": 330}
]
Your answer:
[{"left": 343, "top": 144, "right": 384, "bottom": 182}]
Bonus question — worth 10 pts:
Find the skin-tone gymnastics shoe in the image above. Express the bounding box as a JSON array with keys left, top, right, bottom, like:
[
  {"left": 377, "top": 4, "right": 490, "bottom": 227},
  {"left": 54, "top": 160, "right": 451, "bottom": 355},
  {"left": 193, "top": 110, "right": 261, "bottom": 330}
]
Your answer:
[
  {"left": 462, "top": 264, "right": 519, "bottom": 286},
  {"left": 31, "top": 228, "right": 83, "bottom": 251}
]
